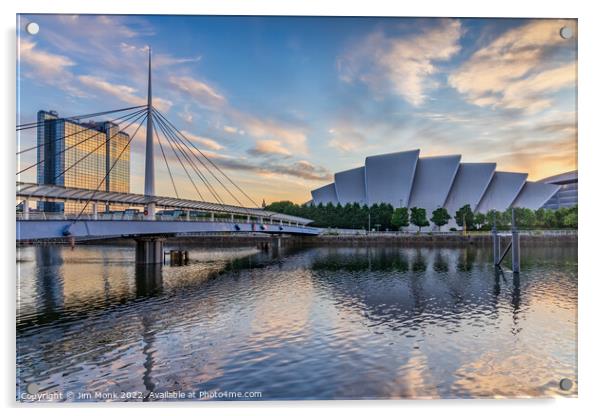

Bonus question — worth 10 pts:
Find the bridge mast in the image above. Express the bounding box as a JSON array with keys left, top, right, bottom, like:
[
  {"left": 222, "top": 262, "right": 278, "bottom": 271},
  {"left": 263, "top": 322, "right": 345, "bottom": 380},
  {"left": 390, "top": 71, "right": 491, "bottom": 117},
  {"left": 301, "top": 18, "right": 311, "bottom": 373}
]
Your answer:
[{"left": 144, "top": 46, "right": 155, "bottom": 219}]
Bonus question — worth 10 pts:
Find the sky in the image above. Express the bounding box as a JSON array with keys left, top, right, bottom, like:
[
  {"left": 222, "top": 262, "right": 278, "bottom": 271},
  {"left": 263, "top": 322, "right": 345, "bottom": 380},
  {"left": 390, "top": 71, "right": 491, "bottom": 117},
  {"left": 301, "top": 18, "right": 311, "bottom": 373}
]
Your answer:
[{"left": 16, "top": 15, "right": 577, "bottom": 205}]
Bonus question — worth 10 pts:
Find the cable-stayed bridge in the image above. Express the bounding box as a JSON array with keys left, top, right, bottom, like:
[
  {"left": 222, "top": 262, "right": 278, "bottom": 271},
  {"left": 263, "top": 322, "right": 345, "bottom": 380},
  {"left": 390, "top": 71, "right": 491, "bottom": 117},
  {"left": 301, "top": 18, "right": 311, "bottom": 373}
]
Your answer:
[{"left": 16, "top": 49, "right": 318, "bottom": 262}]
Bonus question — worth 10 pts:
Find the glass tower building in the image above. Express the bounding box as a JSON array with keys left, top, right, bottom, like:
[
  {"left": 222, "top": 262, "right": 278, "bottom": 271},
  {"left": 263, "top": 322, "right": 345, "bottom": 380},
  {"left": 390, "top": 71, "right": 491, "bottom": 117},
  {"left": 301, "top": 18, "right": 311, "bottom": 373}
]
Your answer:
[{"left": 36, "top": 110, "right": 130, "bottom": 213}]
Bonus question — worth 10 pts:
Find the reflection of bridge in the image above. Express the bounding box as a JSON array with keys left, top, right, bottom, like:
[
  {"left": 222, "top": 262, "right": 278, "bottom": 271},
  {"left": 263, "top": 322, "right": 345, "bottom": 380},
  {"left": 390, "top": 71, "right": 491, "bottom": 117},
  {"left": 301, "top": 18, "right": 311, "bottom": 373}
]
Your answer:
[{"left": 16, "top": 48, "right": 317, "bottom": 262}]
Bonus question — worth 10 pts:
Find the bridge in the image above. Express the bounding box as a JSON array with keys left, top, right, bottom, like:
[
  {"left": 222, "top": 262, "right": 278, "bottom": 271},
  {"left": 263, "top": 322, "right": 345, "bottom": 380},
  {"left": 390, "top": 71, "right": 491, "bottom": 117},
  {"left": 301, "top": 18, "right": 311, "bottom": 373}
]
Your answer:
[{"left": 16, "top": 48, "right": 318, "bottom": 263}]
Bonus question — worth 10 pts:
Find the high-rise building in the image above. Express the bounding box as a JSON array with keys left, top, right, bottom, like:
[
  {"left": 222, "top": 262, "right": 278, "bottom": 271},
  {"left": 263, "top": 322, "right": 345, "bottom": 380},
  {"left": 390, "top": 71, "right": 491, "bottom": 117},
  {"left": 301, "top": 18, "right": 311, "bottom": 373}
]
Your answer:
[{"left": 36, "top": 110, "right": 130, "bottom": 213}]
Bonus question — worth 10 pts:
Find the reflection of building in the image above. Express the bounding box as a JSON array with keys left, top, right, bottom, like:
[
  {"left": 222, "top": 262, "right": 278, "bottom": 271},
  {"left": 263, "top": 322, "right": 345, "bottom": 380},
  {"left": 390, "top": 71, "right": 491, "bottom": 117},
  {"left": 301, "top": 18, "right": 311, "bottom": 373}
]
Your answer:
[
  {"left": 311, "top": 149, "right": 562, "bottom": 217},
  {"left": 539, "top": 170, "right": 578, "bottom": 210},
  {"left": 36, "top": 110, "right": 130, "bottom": 213}
]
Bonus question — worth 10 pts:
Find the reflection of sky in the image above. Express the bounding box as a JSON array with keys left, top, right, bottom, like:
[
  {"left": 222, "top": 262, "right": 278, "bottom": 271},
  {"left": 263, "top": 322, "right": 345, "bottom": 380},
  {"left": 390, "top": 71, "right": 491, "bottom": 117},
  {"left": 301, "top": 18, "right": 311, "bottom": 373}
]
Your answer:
[
  {"left": 17, "top": 16, "right": 577, "bottom": 203},
  {"left": 16, "top": 245, "right": 577, "bottom": 400}
]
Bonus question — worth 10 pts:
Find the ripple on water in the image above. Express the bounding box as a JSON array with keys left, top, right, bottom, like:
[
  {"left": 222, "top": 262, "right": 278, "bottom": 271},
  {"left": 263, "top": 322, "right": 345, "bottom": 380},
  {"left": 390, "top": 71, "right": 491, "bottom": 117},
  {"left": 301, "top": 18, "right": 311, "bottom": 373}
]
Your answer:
[{"left": 16, "top": 244, "right": 577, "bottom": 400}]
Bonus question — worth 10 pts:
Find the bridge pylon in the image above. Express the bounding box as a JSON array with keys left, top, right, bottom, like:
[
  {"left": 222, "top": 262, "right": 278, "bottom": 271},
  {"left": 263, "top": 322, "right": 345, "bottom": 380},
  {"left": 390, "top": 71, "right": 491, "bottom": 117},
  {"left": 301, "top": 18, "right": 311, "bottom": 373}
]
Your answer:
[{"left": 143, "top": 46, "right": 156, "bottom": 220}]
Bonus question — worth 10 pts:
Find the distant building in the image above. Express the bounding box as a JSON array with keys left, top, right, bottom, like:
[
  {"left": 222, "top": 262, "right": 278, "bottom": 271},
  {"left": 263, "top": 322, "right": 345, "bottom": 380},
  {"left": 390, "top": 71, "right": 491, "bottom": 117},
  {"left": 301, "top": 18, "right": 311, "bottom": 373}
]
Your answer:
[
  {"left": 539, "top": 170, "right": 578, "bottom": 210},
  {"left": 310, "top": 149, "right": 563, "bottom": 230},
  {"left": 36, "top": 110, "right": 130, "bottom": 213}
]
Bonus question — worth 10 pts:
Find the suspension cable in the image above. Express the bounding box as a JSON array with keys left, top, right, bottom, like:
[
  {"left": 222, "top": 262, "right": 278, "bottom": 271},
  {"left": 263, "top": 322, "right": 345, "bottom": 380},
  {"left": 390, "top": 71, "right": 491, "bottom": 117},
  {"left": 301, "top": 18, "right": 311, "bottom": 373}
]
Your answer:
[
  {"left": 17, "top": 109, "right": 147, "bottom": 177},
  {"left": 16, "top": 105, "right": 146, "bottom": 131},
  {"left": 153, "top": 110, "right": 246, "bottom": 208},
  {"left": 153, "top": 112, "right": 226, "bottom": 206},
  {"left": 151, "top": 117, "right": 179, "bottom": 199},
  {"left": 152, "top": 113, "right": 206, "bottom": 201},
  {"left": 50, "top": 111, "right": 147, "bottom": 181},
  {"left": 71, "top": 113, "right": 148, "bottom": 223},
  {"left": 17, "top": 107, "right": 147, "bottom": 155},
  {"left": 154, "top": 108, "right": 259, "bottom": 208}
]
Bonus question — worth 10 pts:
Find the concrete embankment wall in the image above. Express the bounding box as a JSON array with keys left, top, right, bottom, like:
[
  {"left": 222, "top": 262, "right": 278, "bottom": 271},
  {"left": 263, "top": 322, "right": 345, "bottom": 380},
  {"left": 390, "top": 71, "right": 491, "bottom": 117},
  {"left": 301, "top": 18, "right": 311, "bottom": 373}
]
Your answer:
[{"left": 296, "top": 231, "right": 577, "bottom": 247}]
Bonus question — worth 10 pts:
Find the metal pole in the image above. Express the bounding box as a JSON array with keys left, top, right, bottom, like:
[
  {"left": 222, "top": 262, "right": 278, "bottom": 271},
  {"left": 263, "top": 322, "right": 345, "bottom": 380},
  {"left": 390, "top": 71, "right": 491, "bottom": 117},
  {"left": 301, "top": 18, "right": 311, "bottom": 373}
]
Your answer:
[
  {"left": 144, "top": 47, "right": 155, "bottom": 220},
  {"left": 511, "top": 208, "right": 520, "bottom": 273},
  {"left": 23, "top": 198, "right": 30, "bottom": 220},
  {"left": 492, "top": 224, "right": 499, "bottom": 265}
]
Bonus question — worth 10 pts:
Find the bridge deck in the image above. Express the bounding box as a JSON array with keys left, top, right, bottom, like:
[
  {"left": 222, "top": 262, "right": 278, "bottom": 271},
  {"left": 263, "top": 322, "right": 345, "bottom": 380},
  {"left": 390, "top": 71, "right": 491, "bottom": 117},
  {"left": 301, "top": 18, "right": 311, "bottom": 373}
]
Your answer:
[
  {"left": 16, "top": 182, "right": 312, "bottom": 225},
  {"left": 17, "top": 219, "right": 320, "bottom": 241}
]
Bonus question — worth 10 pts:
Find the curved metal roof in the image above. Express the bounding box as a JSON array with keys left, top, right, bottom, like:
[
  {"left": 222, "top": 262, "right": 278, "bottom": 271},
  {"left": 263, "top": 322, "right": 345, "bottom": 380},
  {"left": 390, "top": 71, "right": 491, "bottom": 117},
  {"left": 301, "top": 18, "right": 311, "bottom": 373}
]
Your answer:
[{"left": 16, "top": 182, "right": 313, "bottom": 225}]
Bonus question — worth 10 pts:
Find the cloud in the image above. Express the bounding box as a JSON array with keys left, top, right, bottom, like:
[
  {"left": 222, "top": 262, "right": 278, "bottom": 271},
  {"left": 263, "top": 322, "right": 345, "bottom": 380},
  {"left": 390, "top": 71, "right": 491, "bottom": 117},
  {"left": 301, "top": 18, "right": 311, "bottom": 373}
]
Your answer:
[
  {"left": 223, "top": 125, "right": 239, "bottom": 134},
  {"left": 248, "top": 140, "right": 292, "bottom": 156},
  {"left": 327, "top": 127, "right": 366, "bottom": 153},
  {"left": 232, "top": 111, "right": 308, "bottom": 154},
  {"left": 78, "top": 75, "right": 172, "bottom": 112},
  {"left": 168, "top": 75, "right": 226, "bottom": 108},
  {"left": 178, "top": 105, "right": 194, "bottom": 123},
  {"left": 216, "top": 158, "right": 331, "bottom": 181},
  {"left": 181, "top": 130, "right": 224, "bottom": 151},
  {"left": 338, "top": 19, "right": 463, "bottom": 106},
  {"left": 19, "top": 39, "right": 74, "bottom": 78},
  {"left": 18, "top": 39, "right": 84, "bottom": 96},
  {"left": 449, "top": 19, "right": 576, "bottom": 113}
]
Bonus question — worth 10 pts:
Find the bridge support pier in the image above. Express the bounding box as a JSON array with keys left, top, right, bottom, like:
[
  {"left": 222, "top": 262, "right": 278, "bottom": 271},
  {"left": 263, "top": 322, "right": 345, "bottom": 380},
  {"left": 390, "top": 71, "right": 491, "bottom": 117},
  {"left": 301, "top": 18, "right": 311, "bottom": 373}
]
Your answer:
[
  {"left": 22, "top": 198, "right": 30, "bottom": 220},
  {"left": 271, "top": 235, "right": 282, "bottom": 249},
  {"left": 135, "top": 237, "right": 165, "bottom": 265}
]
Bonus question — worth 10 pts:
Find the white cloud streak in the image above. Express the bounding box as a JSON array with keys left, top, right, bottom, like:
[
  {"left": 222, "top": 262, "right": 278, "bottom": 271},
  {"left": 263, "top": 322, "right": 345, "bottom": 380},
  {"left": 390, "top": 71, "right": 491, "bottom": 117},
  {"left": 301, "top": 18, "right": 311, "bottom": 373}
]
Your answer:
[
  {"left": 338, "top": 19, "right": 463, "bottom": 106},
  {"left": 448, "top": 19, "right": 576, "bottom": 113}
]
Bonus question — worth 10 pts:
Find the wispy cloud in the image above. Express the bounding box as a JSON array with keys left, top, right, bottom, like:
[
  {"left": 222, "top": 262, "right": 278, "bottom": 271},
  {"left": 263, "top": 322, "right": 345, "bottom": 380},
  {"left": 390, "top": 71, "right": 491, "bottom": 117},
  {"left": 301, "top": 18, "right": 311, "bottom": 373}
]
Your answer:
[
  {"left": 248, "top": 140, "right": 292, "bottom": 156},
  {"left": 181, "top": 130, "right": 224, "bottom": 151},
  {"left": 231, "top": 111, "right": 308, "bottom": 154},
  {"left": 327, "top": 127, "right": 366, "bottom": 153},
  {"left": 78, "top": 75, "right": 172, "bottom": 112},
  {"left": 338, "top": 19, "right": 463, "bottom": 106},
  {"left": 18, "top": 39, "right": 84, "bottom": 96},
  {"left": 223, "top": 125, "right": 241, "bottom": 134},
  {"left": 449, "top": 19, "right": 576, "bottom": 113},
  {"left": 217, "top": 158, "right": 331, "bottom": 181},
  {"left": 168, "top": 75, "right": 226, "bottom": 108}
]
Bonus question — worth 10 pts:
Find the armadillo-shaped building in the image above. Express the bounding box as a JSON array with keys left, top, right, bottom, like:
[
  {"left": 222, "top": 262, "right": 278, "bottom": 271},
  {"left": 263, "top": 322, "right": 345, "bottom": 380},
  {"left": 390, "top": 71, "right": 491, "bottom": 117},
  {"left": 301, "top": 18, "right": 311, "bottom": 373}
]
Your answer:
[{"left": 310, "top": 149, "right": 560, "bottom": 228}]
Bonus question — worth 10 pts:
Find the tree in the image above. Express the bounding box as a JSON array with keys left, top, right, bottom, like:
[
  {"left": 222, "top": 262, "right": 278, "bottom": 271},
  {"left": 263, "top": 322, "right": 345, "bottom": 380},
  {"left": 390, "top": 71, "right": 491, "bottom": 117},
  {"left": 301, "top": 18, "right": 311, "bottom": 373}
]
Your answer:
[
  {"left": 391, "top": 207, "right": 409, "bottom": 230},
  {"left": 455, "top": 204, "right": 474, "bottom": 230},
  {"left": 474, "top": 212, "right": 486, "bottom": 230},
  {"left": 563, "top": 208, "right": 578, "bottom": 228},
  {"left": 410, "top": 207, "right": 429, "bottom": 232},
  {"left": 513, "top": 207, "right": 536, "bottom": 229},
  {"left": 430, "top": 207, "right": 451, "bottom": 231}
]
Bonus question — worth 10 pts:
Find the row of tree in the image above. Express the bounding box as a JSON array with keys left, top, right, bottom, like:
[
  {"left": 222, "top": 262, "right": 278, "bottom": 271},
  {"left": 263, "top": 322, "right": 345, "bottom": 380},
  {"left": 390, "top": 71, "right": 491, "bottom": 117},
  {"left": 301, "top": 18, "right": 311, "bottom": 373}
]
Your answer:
[{"left": 265, "top": 201, "right": 578, "bottom": 231}]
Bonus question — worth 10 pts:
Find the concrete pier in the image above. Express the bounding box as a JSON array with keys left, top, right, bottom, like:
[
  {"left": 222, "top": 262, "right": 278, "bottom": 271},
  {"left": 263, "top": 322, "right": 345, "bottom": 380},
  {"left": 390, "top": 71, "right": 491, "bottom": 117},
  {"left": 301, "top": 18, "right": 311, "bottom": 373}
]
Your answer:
[{"left": 135, "top": 237, "right": 165, "bottom": 264}]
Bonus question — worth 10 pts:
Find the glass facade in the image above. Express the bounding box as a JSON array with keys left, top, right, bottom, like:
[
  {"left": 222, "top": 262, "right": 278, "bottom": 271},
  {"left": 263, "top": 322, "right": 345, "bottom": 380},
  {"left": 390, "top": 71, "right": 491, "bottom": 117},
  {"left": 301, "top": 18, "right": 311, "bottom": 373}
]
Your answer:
[
  {"left": 539, "top": 170, "right": 578, "bottom": 210},
  {"left": 36, "top": 110, "right": 130, "bottom": 213}
]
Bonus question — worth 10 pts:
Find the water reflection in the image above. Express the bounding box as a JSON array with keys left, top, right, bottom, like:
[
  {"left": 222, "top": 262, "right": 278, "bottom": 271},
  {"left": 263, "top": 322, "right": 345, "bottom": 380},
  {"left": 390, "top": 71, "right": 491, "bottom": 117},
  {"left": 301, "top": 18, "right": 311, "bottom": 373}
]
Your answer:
[
  {"left": 135, "top": 265, "right": 163, "bottom": 297},
  {"left": 16, "top": 243, "right": 577, "bottom": 400}
]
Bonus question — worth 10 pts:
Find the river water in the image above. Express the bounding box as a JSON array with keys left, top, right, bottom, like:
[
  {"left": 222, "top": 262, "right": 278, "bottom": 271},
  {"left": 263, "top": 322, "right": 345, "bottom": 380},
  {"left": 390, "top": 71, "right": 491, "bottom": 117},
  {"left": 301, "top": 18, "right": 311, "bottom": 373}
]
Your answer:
[{"left": 16, "top": 243, "right": 577, "bottom": 401}]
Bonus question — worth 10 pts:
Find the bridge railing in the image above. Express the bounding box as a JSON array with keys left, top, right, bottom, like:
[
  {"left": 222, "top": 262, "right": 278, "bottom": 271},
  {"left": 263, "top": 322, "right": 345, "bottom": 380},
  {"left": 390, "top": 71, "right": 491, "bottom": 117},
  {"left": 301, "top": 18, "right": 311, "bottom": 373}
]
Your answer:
[{"left": 16, "top": 212, "right": 313, "bottom": 229}]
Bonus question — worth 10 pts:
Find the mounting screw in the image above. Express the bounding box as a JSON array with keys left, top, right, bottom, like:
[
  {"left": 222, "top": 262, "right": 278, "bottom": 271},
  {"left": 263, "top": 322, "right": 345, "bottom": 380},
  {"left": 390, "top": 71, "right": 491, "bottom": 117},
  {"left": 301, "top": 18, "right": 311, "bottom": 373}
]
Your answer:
[
  {"left": 560, "top": 26, "right": 573, "bottom": 40},
  {"left": 26, "top": 22, "right": 39, "bottom": 35},
  {"left": 559, "top": 378, "right": 573, "bottom": 391},
  {"left": 26, "top": 382, "right": 40, "bottom": 395}
]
